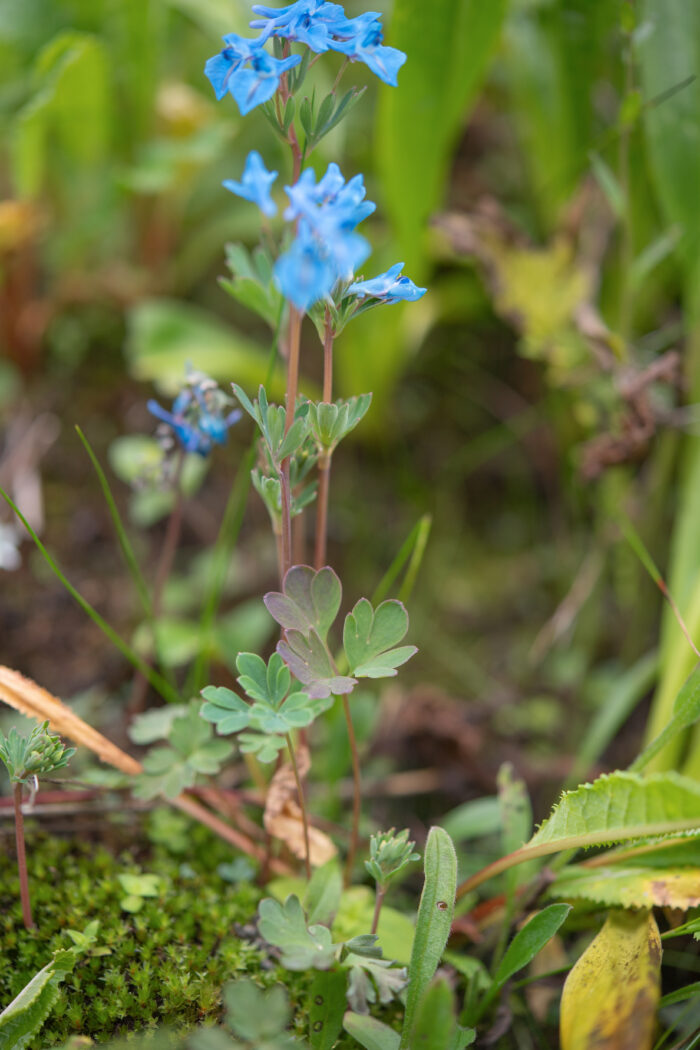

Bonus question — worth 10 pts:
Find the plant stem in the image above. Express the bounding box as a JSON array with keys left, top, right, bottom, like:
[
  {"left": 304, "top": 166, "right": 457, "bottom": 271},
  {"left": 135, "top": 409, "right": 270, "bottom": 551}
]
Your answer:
[
  {"left": 13, "top": 782, "right": 34, "bottom": 929},
  {"left": 280, "top": 307, "right": 302, "bottom": 578},
  {"left": 314, "top": 309, "right": 334, "bottom": 570},
  {"left": 342, "top": 693, "right": 361, "bottom": 886},
  {"left": 286, "top": 733, "right": 311, "bottom": 879},
  {"left": 371, "top": 885, "right": 385, "bottom": 936}
]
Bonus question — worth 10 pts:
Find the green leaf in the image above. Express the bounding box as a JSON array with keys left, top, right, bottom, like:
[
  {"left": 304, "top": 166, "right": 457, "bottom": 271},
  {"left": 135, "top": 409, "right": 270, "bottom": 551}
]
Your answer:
[
  {"left": 264, "top": 565, "right": 342, "bottom": 642},
  {"left": 343, "top": 598, "right": 416, "bottom": 679},
  {"left": 411, "top": 979, "right": 475, "bottom": 1050},
  {"left": 128, "top": 705, "right": 189, "bottom": 746},
  {"left": 529, "top": 771, "right": 700, "bottom": 853},
  {"left": 343, "top": 1014, "right": 400, "bottom": 1050},
  {"left": 331, "top": 888, "right": 415, "bottom": 965},
  {"left": 0, "top": 949, "right": 78, "bottom": 1050},
  {"left": 249, "top": 692, "right": 318, "bottom": 734},
  {"left": 222, "top": 978, "right": 292, "bottom": 1043},
  {"left": 550, "top": 864, "right": 700, "bottom": 910},
  {"left": 308, "top": 970, "right": 346, "bottom": 1050},
  {"left": 277, "top": 630, "right": 357, "bottom": 699},
  {"left": 305, "top": 860, "right": 343, "bottom": 927},
  {"left": 200, "top": 687, "right": 251, "bottom": 735},
  {"left": 236, "top": 652, "right": 290, "bottom": 708},
  {"left": 377, "top": 0, "right": 506, "bottom": 274},
  {"left": 135, "top": 703, "right": 233, "bottom": 799},
  {"left": 238, "top": 732, "right": 286, "bottom": 764},
  {"left": 493, "top": 904, "right": 571, "bottom": 989},
  {"left": 257, "top": 895, "right": 338, "bottom": 971},
  {"left": 400, "top": 826, "right": 457, "bottom": 1048},
  {"left": 632, "top": 666, "right": 700, "bottom": 772}
]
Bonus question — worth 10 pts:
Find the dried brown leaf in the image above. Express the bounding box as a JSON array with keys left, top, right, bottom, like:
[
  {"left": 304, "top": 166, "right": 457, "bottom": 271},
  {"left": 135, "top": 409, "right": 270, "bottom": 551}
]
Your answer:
[
  {"left": 0, "top": 665, "right": 142, "bottom": 776},
  {"left": 264, "top": 745, "right": 336, "bottom": 866}
]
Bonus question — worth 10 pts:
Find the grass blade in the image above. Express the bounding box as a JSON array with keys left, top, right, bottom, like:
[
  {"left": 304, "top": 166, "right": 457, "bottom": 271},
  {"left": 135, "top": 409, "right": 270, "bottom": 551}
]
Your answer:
[
  {"left": 75, "top": 425, "right": 152, "bottom": 618},
  {"left": 372, "top": 514, "right": 432, "bottom": 606},
  {"left": 1, "top": 488, "right": 180, "bottom": 705}
]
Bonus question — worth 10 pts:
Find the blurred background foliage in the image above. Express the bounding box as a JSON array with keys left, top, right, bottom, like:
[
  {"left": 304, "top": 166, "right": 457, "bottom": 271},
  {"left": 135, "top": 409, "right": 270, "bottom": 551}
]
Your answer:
[{"left": 2, "top": 0, "right": 700, "bottom": 800}]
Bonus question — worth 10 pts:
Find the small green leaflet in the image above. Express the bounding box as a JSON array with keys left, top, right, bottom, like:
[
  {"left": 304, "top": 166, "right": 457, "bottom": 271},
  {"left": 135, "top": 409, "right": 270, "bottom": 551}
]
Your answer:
[
  {"left": 200, "top": 687, "right": 251, "bottom": 735},
  {"left": 135, "top": 702, "right": 233, "bottom": 799},
  {"left": 343, "top": 598, "right": 417, "bottom": 679},
  {"left": 237, "top": 651, "right": 290, "bottom": 706}
]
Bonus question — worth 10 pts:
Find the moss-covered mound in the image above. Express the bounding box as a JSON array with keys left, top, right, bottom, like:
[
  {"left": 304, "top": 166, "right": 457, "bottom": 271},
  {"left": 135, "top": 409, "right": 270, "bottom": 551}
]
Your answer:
[{"left": 0, "top": 819, "right": 296, "bottom": 1046}]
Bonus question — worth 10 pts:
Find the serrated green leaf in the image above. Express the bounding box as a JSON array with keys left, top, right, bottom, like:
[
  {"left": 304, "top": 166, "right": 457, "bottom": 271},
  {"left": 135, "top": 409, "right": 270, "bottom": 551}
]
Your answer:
[{"left": 0, "top": 949, "right": 78, "bottom": 1050}]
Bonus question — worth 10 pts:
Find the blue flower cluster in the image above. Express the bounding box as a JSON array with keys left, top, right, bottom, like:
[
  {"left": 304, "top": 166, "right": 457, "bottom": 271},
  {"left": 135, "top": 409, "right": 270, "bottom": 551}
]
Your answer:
[
  {"left": 223, "top": 152, "right": 426, "bottom": 311},
  {"left": 205, "top": 0, "right": 405, "bottom": 114},
  {"left": 148, "top": 371, "right": 242, "bottom": 457}
]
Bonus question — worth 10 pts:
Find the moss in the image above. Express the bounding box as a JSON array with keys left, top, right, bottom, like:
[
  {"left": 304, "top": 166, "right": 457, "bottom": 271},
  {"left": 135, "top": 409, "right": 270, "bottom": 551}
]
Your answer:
[{"left": 0, "top": 821, "right": 295, "bottom": 1046}]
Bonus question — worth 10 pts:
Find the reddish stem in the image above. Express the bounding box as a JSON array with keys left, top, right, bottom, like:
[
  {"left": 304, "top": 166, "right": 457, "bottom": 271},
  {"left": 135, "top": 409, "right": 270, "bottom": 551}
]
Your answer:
[
  {"left": 371, "top": 885, "right": 385, "bottom": 936},
  {"left": 314, "top": 310, "right": 334, "bottom": 571},
  {"left": 13, "top": 782, "right": 34, "bottom": 929},
  {"left": 342, "top": 694, "right": 362, "bottom": 886},
  {"left": 280, "top": 308, "right": 302, "bottom": 578}
]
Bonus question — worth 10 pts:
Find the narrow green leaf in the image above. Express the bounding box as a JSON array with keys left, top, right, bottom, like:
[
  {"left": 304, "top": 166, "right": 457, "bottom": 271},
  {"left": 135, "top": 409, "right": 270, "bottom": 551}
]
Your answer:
[
  {"left": 400, "top": 826, "right": 457, "bottom": 1048},
  {"left": 343, "top": 1013, "right": 400, "bottom": 1050},
  {"left": 75, "top": 426, "right": 151, "bottom": 618},
  {"left": 493, "top": 904, "right": 571, "bottom": 989},
  {"left": 632, "top": 666, "right": 700, "bottom": 772},
  {"left": 372, "top": 515, "right": 432, "bottom": 605}
]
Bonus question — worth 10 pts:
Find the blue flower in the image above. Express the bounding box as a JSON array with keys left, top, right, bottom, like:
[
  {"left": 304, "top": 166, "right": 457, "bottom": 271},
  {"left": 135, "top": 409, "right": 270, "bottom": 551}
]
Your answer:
[
  {"left": 204, "top": 34, "right": 301, "bottom": 114},
  {"left": 148, "top": 372, "right": 242, "bottom": 457},
  {"left": 330, "top": 15, "right": 406, "bottom": 86},
  {"left": 349, "top": 262, "right": 427, "bottom": 303},
  {"left": 273, "top": 163, "right": 374, "bottom": 310},
  {"left": 250, "top": 1, "right": 347, "bottom": 52},
  {"left": 223, "top": 151, "right": 278, "bottom": 217}
]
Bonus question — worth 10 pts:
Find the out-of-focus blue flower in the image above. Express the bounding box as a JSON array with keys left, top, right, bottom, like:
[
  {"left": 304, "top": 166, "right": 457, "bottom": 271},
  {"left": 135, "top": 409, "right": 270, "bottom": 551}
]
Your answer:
[
  {"left": 148, "top": 371, "right": 242, "bottom": 457},
  {"left": 349, "top": 262, "right": 426, "bottom": 303},
  {"left": 251, "top": 0, "right": 347, "bottom": 51},
  {"left": 204, "top": 34, "right": 301, "bottom": 114},
  {"left": 330, "top": 14, "right": 406, "bottom": 86},
  {"left": 223, "top": 151, "right": 278, "bottom": 217},
  {"left": 273, "top": 163, "right": 374, "bottom": 310}
]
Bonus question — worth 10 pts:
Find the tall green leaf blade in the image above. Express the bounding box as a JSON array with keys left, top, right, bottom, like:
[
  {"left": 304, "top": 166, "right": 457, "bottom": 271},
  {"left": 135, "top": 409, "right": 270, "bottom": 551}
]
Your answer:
[
  {"left": 377, "top": 0, "right": 506, "bottom": 274},
  {"left": 400, "top": 826, "right": 457, "bottom": 1048},
  {"left": 493, "top": 904, "right": 571, "bottom": 988}
]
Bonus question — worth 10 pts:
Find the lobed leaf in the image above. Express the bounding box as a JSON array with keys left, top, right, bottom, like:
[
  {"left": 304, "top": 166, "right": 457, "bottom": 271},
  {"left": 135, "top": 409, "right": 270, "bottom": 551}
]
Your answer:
[
  {"left": 257, "top": 895, "right": 338, "bottom": 971},
  {"left": 343, "top": 599, "right": 416, "bottom": 680},
  {"left": 200, "top": 687, "right": 251, "bottom": 735},
  {"left": 265, "top": 565, "right": 342, "bottom": 642},
  {"left": 277, "top": 630, "right": 356, "bottom": 699}
]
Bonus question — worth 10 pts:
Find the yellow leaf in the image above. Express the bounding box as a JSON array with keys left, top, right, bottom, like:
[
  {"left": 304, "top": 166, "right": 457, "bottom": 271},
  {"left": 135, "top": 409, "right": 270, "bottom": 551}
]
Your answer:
[{"left": 560, "top": 910, "right": 661, "bottom": 1050}]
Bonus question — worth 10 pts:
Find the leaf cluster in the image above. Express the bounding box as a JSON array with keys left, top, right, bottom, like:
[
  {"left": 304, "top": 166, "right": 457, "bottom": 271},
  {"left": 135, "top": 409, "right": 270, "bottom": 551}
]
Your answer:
[
  {"left": 135, "top": 702, "right": 233, "bottom": 799},
  {"left": 264, "top": 565, "right": 417, "bottom": 700},
  {"left": 0, "top": 722, "right": 75, "bottom": 785},
  {"left": 201, "top": 652, "right": 332, "bottom": 763},
  {"left": 364, "top": 829, "right": 420, "bottom": 890}
]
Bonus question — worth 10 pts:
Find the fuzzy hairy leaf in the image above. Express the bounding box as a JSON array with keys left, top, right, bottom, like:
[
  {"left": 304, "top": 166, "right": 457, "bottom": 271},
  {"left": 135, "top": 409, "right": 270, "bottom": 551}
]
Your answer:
[
  {"left": 551, "top": 864, "right": 700, "bottom": 910},
  {"left": 345, "top": 956, "right": 408, "bottom": 1015},
  {"left": 560, "top": 910, "right": 661, "bottom": 1050}
]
